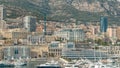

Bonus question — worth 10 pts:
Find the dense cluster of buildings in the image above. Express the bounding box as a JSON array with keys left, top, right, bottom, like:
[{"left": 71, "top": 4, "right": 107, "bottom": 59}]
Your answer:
[{"left": 0, "top": 5, "right": 119, "bottom": 60}]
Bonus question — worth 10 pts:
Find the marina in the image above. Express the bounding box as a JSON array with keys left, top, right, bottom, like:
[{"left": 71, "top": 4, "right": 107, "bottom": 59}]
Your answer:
[
  {"left": 36, "top": 60, "right": 61, "bottom": 68},
  {"left": 0, "top": 57, "right": 119, "bottom": 68},
  {"left": 0, "top": 0, "right": 119, "bottom": 68}
]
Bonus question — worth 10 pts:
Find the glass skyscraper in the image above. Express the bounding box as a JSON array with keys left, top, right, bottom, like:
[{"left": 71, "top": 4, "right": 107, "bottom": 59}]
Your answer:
[{"left": 100, "top": 17, "right": 108, "bottom": 32}]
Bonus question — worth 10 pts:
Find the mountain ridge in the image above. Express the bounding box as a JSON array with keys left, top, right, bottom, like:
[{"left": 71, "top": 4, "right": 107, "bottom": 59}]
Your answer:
[{"left": 0, "top": 0, "right": 120, "bottom": 24}]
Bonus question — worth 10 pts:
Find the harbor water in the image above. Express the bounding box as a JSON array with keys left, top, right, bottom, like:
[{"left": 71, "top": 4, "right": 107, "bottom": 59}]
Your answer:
[{"left": 0, "top": 59, "right": 47, "bottom": 68}]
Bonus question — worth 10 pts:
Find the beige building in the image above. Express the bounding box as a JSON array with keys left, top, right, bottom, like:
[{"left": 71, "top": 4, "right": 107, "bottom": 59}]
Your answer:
[
  {"left": 1, "top": 28, "right": 27, "bottom": 39},
  {"left": 48, "top": 41, "right": 63, "bottom": 57},
  {"left": 107, "top": 26, "right": 117, "bottom": 39},
  {"left": 31, "top": 45, "right": 48, "bottom": 58},
  {"left": 0, "top": 20, "right": 6, "bottom": 29},
  {"left": 1, "top": 28, "right": 43, "bottom": 39},
  {"left": 85, "top": 25, "right": 100, "bottom": 39},
  {"left": 0, "top": 40, "right": 5, "bottom": 45},
  {"left": 12, "top": 32, "right": 31, "bottom": 39},
  {"left": 100, "top": 46, "right": 120, "bottom": 57},
  {"left": 45, "top": 35, "right": 55, "bottom": 43},
  {"left": 0, "top": 48, "right": 3, "bottom": 60},
  {"left": 116, "top": 27, "right": 120, "bottom": 39},
  {"left": 36, "top": 24, "right": 43, "bottom": 33}
]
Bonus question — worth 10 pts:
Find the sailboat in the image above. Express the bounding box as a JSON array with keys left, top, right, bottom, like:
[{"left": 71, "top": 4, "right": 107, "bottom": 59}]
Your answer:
[
  {"left": 0, "top": 60, "right": 14, "bottom": 67},
  {"left": 13, "top": 57, "right": 27, "bottom": 66},
  {"left": 14, "top": 59, "right": 27, "bottom": 66},
  {"left": 89, "top": 43, "right": 119, "bottom": 68}
]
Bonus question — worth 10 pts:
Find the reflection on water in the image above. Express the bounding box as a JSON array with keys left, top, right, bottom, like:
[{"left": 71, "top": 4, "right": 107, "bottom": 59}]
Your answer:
[
  {"left": 0, "top": 60, "right": 47, "bottom": 68},
  {"left": 15, "top": 66, "right": 32, "bottom": 68},
  {"left": 15, "top": 66, "right": 27, "bottom": 68},
  {"left": 0, "top": 66, "right": 31, "bottom": 68},
  {"left": 0, "top": 66, "right": 28, "bottom": 68}
]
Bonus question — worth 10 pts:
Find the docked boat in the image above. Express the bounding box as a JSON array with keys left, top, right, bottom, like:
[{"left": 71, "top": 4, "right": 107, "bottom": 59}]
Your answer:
[
  {"left": 64, "top": 64, "right": 79, "bottom": 68},
  {"left": 14, "top": 60, "right": 27, "bottom": 66},
  {"left": 64, "top": 62, "right": 79, "bottom": 68},
  {"left": 0, "top": 61, "right": 14, "bottom": 67},
  {"left": 89, "top": 62, "right": 106, "bottom": 68},
  {"left": 89, "top": 61, "right": 119, "bottom": 68},
  {"left": 36, "top": 60, "right": 61, "bottom": 68}
]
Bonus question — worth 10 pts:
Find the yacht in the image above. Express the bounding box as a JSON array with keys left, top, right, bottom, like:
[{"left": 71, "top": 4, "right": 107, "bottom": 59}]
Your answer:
[
  {"left": 64, "top": 64, "right": 79, "bottom": 68},
  {"left": 89, "top": 61, "right": 119, "bottom": 68},
  {"left": 64, "top": 62, "right": 79, "bottom": 68},
  {"left": 14, "top": 60, "right": 27, "bottom": 66},
  {"left": 36, "top": 60, "right": 61, "bottom": 68},
  {"left": 10, "top": 57, "right": 27, "bottom": 66},
  {"left": 0, "top": 60, "right": 14, "bottom": 67},
  {"left": 89, "top": 62, "right": 106, "bottom": 68}
]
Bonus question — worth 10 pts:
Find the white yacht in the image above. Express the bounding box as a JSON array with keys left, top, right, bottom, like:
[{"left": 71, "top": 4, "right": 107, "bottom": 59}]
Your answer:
[
  {"left": 89, "top": 61, "right": 119, "bottom": 68},
  {"left": 89, "top": 62, "right": 106, "bottom": 68},
  {"left": 14, "top": 60, "right": 27, "bottom": 66},
  {"left": 36, "top": 60, "right": 61, "bottom": 68},
  {"left": 64, "top": 62, "right": 79, "bottom": 68},
  {"left": 0, "top": 60, "right": 14, "bottom": 67},
  {"left": 64, "top": 64, "right": 79, "bottom": 68}
]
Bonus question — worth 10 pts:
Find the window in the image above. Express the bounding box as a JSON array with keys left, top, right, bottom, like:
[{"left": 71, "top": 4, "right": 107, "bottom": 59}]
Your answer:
[{"left": 14, "top": 48, "right": 19, "bottom": 54}]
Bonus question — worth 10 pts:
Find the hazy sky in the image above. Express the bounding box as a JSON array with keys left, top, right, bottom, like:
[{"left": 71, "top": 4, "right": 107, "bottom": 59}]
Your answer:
[{"left": 118, "top": 0, "right": 120, "bottom": 2}]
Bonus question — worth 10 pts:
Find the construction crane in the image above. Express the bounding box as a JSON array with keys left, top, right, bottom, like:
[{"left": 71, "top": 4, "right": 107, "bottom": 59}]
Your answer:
[{"left": 40, "top": 0, "right": 50, "bottom": 35}]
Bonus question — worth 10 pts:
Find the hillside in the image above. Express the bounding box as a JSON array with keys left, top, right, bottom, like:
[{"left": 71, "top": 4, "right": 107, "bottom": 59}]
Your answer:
[{"left": 0, "top": 0, "right": 120, "bottom": 24}]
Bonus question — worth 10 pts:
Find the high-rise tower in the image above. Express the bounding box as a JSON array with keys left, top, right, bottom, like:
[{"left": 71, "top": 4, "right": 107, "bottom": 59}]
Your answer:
[
  {"left": 0, "top": 5, "right": 6, "bottom": 30},
  {"left": 24, "top": 16, "right": 36, "bottom": 32},
  {"left": 0, "top": 5, "right": 6, "bottom": 20},
  {"left": 100, "top": 17, "right": 108, "bottom": 33}
]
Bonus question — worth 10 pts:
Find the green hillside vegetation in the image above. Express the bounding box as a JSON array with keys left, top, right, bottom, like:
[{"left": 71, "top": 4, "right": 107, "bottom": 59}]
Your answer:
[{"left": 0, "top": 0, "right": 119, "bottom": 24}]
